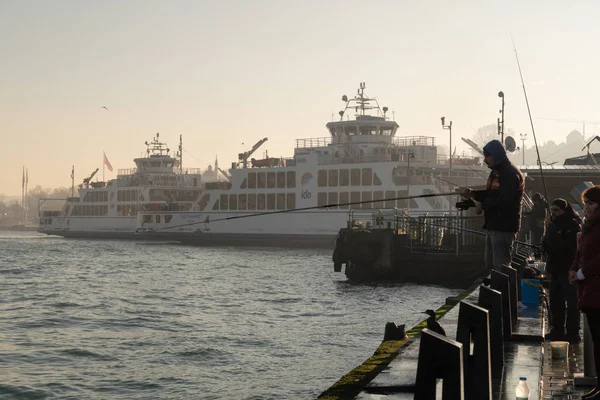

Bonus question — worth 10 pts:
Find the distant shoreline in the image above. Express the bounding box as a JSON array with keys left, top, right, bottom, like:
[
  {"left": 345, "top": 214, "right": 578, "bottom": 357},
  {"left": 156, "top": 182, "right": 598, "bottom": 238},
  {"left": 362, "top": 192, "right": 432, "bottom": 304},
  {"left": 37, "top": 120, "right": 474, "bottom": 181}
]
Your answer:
[{"left": 0, "top": 225, "right": 37, "bottom": 232}]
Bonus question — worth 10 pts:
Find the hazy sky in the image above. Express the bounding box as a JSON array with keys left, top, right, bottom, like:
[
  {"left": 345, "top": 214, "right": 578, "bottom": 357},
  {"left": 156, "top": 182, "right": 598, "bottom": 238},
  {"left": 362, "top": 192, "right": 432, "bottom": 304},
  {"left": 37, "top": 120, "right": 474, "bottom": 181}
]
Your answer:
[{"left": 2, "top": 0, "right": 600, "bottom": 195}]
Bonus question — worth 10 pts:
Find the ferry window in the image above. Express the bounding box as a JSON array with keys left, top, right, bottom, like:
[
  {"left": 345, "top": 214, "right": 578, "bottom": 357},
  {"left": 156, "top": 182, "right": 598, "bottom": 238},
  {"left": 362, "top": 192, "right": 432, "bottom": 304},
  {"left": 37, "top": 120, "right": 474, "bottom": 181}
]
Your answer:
[
  {"left": 359, "top": 125, "right": 377, "bottom": 135},
  {"left": 318, "top": 170, "right": 327, "bottom": 187},
  {"left": 150, "top": 161, "right": 161, "bottom": 167},
  {"left": 220, "top": 194, "right": 229, "bottom": 210},
  {"left": 286, "top": 171, "right": 296, "bottom": 188},
  {"left": 328, "top": 170, "right": 338, "bottom": 187},
  {"left": 373, "top": 173, "right": 382, "bottom": 186},
  {"left": 143, "top": 215, "right": 152, "bottom": 223},
  {"left": 373, "top": 191, "right": 384, "bottom": 208},
  {"left": 339, "top": 169, "right": 349, "bottom": 186},
  {"left": 380, "top": 128, "right": 393, "bottom": 136},
  {"left": 238, "top": 194, "right": 247, "bottom": 210},
  {"left": 229, "top": 194, "right": 238, "bottom": 210},
  {"left": 156, "top": 215, "right": 161, "bottom": 223},
  {"left": 350, "top": 168, "right": 360, "bottom": 186},
  {"left": 257, "top": 193, "right": 266, "bottom": 210},
  {"left": 267, "top": 193, "right": 275, "bottom": 210},
  {"left": 286, "top": 193, "right": 295, "bottom": 209},
  {"left": 248, "top": 194, "right": 256, "bottom": 210},
  {"left": 328, "top": 192, "right": 338, "bottom": 209},
  {"left": 361, "top": 191, "right": 372, "bottom": 209},
  {"left": 362, "top": 168, "right": 373, "bottom": 185},
  {"left": 257, "top": 173, "right": 266, "bottom": 189},
  {"left": 240, "top": 177, "right": 247, "bottom": 189},
  {"left": 212, "top": 200, "right": 220, "bottom": 210},
  {"left": 248, "top": 173, "right": 256, "bottom": 189},
  {"left": 117, "top": 191, "right": 122, "bottom": 201},
  {"left": 344, "top": 126, "right": 358, "bottom": 136},
  {"left": 165, "top": 215, "right": 173, "bottom": 223},
  {"left": 318, "top": 192, "right": 328, "bottom": 207},
  {"left": 277, "top": 193, "right": 286, "bottom": 210},
  {"left": 385, "top": 190, "right": 395, "bottom": 208},
  {"left": 267, "top": 172, "right": 276, "bottom": 188},
  {"left": 277, "top": 172, "right": 285, "bottom": 188},
  {"left": 397, "top": 190, "right": 408, "bottom": 208},
  {"left": 350, "top": 191, "right": 360, "bottom": 207},
  {"left": 339, "top": 192, "right": 350, "bottom": 209}
]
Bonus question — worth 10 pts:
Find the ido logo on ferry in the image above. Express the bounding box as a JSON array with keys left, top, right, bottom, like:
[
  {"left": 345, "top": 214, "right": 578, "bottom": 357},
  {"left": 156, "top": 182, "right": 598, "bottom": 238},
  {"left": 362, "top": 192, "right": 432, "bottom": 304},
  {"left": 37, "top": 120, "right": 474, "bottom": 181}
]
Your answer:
[
  {"left": 301, "top": 190, "right": 311, "bottom": 200},
  {"left": 300, "top": 172, "right": 313, "bottom": 186}
]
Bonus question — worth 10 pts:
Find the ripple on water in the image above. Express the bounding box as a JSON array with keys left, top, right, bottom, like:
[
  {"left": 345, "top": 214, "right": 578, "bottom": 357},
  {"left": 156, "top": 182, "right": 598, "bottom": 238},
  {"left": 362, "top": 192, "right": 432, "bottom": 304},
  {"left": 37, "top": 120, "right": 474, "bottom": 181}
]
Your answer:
[{"left": 0, "top": 232, "right": 463, "bottom": 399}]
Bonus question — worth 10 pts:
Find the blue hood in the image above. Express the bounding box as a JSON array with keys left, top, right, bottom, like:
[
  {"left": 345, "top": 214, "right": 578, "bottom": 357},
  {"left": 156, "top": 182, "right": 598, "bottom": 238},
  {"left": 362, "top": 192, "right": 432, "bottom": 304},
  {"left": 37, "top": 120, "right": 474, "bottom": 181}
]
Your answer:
[{"left": 483, "top": 140, "right": 508, "bottom": 165}]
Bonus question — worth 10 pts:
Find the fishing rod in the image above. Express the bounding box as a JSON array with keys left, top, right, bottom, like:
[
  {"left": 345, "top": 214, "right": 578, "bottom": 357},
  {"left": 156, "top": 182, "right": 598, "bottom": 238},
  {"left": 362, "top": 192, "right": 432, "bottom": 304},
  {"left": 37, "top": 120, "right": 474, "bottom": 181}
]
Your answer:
[
  {"left": 511, "top": 35, "right": 550, "bottom": 212},
  {"left": 149, "top": 190, "right": 462, "bottom": 232}
]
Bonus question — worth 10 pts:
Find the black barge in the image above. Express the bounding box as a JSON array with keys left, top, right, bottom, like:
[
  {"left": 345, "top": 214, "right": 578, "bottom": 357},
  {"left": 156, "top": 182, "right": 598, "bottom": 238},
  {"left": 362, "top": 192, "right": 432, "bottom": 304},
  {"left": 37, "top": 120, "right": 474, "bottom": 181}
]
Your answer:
[{"left": 333, "top": 209, "right": 488, "bottom": 287}]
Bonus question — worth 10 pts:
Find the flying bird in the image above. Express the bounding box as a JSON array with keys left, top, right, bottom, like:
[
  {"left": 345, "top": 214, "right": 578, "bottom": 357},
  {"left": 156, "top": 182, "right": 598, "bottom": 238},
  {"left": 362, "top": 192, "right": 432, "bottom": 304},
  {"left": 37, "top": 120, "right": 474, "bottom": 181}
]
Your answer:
[
  {"left": 423, "top": 309, "right": 446, "bottom": 336},
  {"left": 101, "top": 106, "right": 108, "bottom": 111}
]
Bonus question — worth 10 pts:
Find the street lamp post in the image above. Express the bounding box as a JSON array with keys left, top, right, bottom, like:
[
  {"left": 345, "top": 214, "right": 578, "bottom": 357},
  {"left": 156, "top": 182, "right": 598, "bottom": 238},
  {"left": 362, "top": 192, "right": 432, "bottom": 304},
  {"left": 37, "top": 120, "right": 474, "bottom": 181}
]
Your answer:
[
  {"left": 441, "top": 117, "right": 453, "bottom": 178},
  {"left": 406, "top": 150, "right": 414, "bottom": 216},
  {"left": 520, "top": 133, "right": 527, "bottom": 165}
]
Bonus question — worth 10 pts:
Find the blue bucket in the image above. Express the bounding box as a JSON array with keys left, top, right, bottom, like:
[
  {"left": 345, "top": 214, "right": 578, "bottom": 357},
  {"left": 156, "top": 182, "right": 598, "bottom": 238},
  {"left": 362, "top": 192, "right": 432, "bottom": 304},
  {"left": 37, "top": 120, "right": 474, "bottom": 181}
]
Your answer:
[{"left": 521, "top": 279, "right": 541, "bottom": 306}]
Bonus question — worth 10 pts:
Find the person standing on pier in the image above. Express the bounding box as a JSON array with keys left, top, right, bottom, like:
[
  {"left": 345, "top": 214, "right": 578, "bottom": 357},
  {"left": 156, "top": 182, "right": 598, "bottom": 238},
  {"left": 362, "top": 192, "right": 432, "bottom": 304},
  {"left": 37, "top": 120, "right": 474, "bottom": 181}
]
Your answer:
[
  {"left": 542, "top": 198, "right": 581, "bottom": 343},
  {"left": 526, "top": 192, "right": 548, "bottom": 245},
  {"left": 569, "top": 186, "right": 600, "bottom": 399},
  {"left": 460, "top": 139, "right": 524, "bottom": 270}
]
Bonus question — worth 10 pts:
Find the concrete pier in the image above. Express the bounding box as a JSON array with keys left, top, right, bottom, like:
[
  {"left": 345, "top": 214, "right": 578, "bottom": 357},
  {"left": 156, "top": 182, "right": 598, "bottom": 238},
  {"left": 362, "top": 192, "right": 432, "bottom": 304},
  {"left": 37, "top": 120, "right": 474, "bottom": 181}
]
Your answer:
[{"left": 316, "top": 281, "right": 594, "bottom": 400}]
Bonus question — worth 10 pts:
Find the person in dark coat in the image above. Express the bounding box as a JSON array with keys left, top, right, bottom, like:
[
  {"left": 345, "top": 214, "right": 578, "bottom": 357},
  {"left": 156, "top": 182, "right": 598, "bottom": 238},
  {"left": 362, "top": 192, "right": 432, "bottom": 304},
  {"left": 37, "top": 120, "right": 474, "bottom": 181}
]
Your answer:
[
  {"left": 461, "top": 139, "right": 524, "bottom": 270},
  {"left": 542, "top": 198, "right": 581, "bottom": 342},
  {"left": 569, "top": 186, "right": 600, "bottom": 399},
  {"left": 527, "top": 193, "right": 548, "bottom": 245}
]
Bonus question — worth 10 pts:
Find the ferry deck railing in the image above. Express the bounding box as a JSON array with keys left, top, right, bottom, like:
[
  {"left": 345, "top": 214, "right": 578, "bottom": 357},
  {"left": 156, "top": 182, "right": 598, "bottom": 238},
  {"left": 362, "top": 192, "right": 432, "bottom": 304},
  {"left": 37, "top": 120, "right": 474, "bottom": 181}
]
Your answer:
[{"left": 347, "top": 208, "right": 485, "bottom": 255}]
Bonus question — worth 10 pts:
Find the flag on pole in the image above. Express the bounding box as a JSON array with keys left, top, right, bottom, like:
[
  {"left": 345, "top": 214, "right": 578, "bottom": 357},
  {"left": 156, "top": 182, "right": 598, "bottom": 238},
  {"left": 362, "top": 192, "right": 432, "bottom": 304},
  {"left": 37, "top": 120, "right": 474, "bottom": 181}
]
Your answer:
[
  {"left": 71, "top": 165, "right": 74, "bottom": 179},
  {"left": 103, "top": 151, "right": 113, "bottom": 172},
  {"left": 22, "top": 166, "right": 25, "bottom": 189}
]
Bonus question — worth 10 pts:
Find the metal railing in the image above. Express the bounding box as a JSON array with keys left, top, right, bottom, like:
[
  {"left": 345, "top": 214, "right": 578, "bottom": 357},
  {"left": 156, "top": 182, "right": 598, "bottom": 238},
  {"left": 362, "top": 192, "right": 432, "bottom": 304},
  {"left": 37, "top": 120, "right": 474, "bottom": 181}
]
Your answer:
[
  {"left": 296, "top": 137, "right": 332, "bottom": 148},
  {"left": 347, "top": 208, "right": 485, "bottom": 253}
]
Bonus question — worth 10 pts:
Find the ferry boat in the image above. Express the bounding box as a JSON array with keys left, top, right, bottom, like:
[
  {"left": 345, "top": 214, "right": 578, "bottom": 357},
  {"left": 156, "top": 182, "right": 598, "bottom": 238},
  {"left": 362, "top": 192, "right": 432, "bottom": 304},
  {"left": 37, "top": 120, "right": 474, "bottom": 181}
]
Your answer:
[
  {"left": 38, "top": 133, "right": 208, "bottom": 238},
  {"left": 134, "top": 83, "right": 490, "bottom": 247}
]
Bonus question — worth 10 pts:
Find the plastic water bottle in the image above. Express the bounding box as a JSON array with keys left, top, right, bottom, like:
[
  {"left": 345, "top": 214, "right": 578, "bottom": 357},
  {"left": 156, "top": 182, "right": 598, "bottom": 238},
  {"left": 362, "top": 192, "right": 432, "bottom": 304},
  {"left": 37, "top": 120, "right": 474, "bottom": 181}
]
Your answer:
[{"left": 515, "top": 377, "right": 530, "bottom": 399}]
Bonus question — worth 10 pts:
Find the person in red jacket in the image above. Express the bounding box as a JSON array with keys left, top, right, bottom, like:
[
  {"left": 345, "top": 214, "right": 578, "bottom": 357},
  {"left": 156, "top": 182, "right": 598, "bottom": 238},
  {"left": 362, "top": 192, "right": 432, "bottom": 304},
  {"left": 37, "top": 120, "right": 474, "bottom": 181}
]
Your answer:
[{"left": 569, "top": 185, "right": 600, "bottom": 400}]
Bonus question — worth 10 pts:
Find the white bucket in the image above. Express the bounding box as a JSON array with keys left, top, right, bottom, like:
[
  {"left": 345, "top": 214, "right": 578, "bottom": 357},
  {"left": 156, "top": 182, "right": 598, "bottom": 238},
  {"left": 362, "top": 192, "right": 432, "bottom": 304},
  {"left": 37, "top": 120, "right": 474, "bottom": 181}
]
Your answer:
[{"left": 551, "top": 341, "right": 569, "bottom": 360}]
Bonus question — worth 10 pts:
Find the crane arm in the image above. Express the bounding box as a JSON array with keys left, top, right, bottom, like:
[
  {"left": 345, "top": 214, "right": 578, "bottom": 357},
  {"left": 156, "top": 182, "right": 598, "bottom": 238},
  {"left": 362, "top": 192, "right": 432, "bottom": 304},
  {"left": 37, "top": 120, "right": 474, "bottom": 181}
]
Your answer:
[{"left": 238, "top": 137, "right": 268, "bottom": 168}]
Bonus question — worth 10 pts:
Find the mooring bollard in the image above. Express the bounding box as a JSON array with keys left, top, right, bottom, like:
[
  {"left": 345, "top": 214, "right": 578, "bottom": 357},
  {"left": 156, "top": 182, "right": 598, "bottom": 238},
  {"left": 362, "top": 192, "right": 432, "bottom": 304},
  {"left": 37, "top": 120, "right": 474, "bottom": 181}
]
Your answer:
[
  {"left": 575, "top": 314, "right": 598, "bottom": 387},
  {"left": 478, "top": 285, "right": 504, "bottom": 377},
  {"left": 497, "top": 265, "right": 518, "bottom": 329},
  {"left": 414, "top": 329, "right": 464, "bottom": 400},
  {"left": 383, "top": 322, "right": 407, "bottom": 341},
  {"left": 455, "top": 301, "right": 492, "bottom": 400},
  {"left": 491, "top": 270, "right": 512, "bottom": 340}
]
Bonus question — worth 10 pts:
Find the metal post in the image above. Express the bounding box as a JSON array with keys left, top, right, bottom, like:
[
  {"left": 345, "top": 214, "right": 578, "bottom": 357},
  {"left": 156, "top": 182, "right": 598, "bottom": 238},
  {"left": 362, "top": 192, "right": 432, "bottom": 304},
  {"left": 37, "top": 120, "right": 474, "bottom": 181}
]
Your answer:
[
  {"left": 520, "top": 133, "right": 527, "bottom": 165},
  {"left": 575, "top": 314, "right": 598, "bottom": 387}
]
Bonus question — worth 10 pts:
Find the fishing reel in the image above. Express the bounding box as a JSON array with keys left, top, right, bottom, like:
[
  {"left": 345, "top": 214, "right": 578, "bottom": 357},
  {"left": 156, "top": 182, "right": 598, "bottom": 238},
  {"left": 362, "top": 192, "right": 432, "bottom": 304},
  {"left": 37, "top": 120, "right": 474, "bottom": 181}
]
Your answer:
[{"left": 455, "top": 199, "right": 475, "bottom": 211}]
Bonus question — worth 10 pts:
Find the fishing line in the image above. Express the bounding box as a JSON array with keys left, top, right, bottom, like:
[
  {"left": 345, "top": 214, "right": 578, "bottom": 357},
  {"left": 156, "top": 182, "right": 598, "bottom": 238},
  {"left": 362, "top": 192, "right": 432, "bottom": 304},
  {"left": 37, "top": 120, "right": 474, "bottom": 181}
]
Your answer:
[
  {"left": 511, "top": 35, "right": 550, "bottom": 211},
  {"left": 147, "top": 191, "right": 461, "bottom": 232}
]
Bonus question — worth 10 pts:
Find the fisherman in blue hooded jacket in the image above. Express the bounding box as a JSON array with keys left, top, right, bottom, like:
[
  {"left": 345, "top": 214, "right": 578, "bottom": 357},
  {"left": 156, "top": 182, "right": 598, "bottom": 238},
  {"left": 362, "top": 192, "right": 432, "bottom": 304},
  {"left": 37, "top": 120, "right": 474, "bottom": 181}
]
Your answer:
[{"left": 461, "top": 139, "right": 524, "bottom": 270}]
